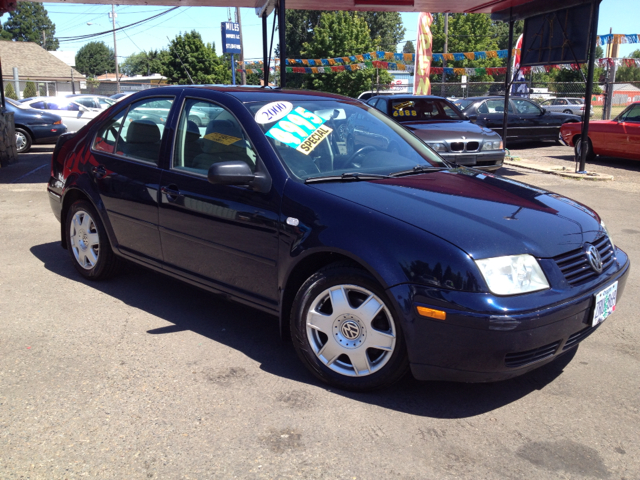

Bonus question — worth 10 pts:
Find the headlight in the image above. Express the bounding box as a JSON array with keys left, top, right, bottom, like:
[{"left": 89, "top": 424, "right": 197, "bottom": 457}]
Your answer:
[
  {"left": 428, "top": 143, "right": 447, "bottom": 152},
  {"left": 601, "top": 220, "right": 614, "bottom": 249},
  {"left": 481, "top": 141, "right": 503, "bottom": 151},
  {"left": 475, "top": 254, "right": 549, "bottom": 295}
]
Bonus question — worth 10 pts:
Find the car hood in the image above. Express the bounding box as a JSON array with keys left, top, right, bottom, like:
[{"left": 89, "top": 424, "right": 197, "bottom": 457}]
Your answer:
[
  {"left": 311, "top": 169, "right": 603, "bottom": 259},
  {"left": 401, "top": 120, "right": 498, "bottom": 142}
]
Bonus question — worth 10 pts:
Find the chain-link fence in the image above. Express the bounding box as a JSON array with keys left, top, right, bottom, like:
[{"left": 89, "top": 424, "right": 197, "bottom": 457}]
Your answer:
[{"left": 80, "top": 82, "right": 165, "bottom": 96}]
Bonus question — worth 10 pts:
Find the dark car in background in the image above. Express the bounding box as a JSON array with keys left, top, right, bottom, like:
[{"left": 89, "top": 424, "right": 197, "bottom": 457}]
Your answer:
[
  {"left": 453, "top": 96, "right": 581, "bottom": 143},
  {"left": 366, "top": 95, "right": 505, "bottom": 171},
  {"left": 5, "top": 98, "right": 67, "bottom": 153},
  {"left": 48, "top": 86, "right": 628, "bottom": 391}
]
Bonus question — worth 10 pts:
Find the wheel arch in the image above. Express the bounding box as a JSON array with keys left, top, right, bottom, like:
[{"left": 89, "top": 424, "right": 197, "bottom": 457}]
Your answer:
[{"left": 278, "top": 250, "right": 381, "bottom": 341}]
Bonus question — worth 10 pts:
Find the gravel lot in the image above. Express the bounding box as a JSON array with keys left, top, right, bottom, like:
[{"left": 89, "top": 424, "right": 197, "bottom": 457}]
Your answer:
[{"left": 1, "top": 146, "right": 638, "bottom": 479}]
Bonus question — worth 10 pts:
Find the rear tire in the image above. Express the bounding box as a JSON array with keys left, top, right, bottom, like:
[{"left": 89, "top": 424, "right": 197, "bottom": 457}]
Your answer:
[
  {"left": 563, "top": 109, "right": 572, "bottom": 114},
  {"left": 15, "top": 128, "right": 32, "bottom": 153},
  {"left": 290, "top": 264, "right": 409, "bottom": 391},
  {"left": 65, "top": 200, "right": 119, "bottom": 280}
]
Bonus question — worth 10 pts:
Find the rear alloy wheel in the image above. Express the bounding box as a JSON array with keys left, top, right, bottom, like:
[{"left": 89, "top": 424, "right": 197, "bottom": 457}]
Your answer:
[
  {"left": 65, "top": 200, "right": 119, "bottom": 280},
  {"left": 563, "top": 109, "right": 572, "bottom": 114},
  {"left": 575, "top": 136, "right": 595, "bottom": 162},
  {"left": 15, "top": 128, "right": 32, "bottom": 153},
  {"left": 291, "top": 264, "right": 408, "bottom": 391}
]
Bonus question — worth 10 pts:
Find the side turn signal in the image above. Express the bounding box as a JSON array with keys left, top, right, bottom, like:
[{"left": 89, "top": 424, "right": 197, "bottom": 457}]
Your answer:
[{"left": 416, "top": 306, "right": 446, "bottom": 320}]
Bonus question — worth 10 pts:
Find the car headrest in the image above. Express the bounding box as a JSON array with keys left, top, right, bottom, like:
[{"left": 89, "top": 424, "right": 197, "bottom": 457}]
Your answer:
[
  {"left": 205, "top": 119, "right": 242, "bottom": 140},
  {"left": 186, "top": 120, "right": 201, "bottom": 140},
  {"left": 127, "top": 119, "right": 161, "bottom": 144}
]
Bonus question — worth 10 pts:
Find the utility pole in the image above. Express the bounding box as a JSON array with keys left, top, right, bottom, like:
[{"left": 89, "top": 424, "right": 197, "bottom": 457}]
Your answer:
[
  {"left": 441, "top": 13, "right": 448, "bottom": 96},
  {"left": 42, "top": 30, "right": 46, "bottom": 49},
  {"left": 603, "top": 27, "right": 618, "bottom": 120},
  {"left": 109, "top": 5, "right": 121, "bottom": 94},
  {"left": 235, "top": 7, "right": 246, "bottom": 85}
]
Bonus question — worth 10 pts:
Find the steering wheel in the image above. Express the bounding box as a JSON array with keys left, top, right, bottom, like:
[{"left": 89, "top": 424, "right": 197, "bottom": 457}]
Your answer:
[{"left": 346, "top": 145, "right": 377, "bottom": 168}]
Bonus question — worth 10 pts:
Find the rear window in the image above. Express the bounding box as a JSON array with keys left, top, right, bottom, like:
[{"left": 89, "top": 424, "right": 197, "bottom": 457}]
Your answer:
[{"left": 389, "top": 99, "right": 464, "bottom": 121}]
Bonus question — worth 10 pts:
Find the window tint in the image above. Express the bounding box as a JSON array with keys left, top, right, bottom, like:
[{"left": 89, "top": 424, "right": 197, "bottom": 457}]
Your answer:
[
  {"left": 555, "top": 99, "right": 567, "bottom": 105},
  {"left": 477, "top": 99, "right": 513, "bottom": 114},
  {"left": 29, "top": 101, "right": 46, "bottom": 109},
  {"left": 568, "top": 99, "right": 582, "bottom": 105},
  {"left": 375, "top": 99, "right": 387, "bottom": 113},
  {"left": 513, "top": 99, "right": 542, "bottom": 115},
  {"left": 92, "top": 97, "right": 173, "bottom": 164},
  {"left": 173, "top": 99, "right": 257, "bottom": 174},
  {"left": 93, "top": 109, "right": 126, "bottom": 154},
  {"left": 621, "top": 104, "right": 640, "bottom": 122}
]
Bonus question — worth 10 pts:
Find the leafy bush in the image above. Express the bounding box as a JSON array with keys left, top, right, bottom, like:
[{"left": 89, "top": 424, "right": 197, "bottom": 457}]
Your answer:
[
  {"left": 23, "top": 81, "right": 37, "bottom": 98},
  {"left": 4, "top": 82, "right": 18, "bottom": 100}
]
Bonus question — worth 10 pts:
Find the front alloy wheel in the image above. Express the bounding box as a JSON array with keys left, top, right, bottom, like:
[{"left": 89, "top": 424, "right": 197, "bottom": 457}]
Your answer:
[{"left": 291, "top": 264, "right": 408, "bottom": 391}]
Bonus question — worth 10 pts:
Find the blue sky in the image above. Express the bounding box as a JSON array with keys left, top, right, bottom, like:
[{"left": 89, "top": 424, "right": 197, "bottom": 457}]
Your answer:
[{"left": 1, "top": 0, "right": 637, "bottom": 65}]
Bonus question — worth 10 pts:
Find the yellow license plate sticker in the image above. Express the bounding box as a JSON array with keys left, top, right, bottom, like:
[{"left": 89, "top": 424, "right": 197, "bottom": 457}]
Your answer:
[{"left": 204, "top": 132, "right": 241, "bottom": 145}]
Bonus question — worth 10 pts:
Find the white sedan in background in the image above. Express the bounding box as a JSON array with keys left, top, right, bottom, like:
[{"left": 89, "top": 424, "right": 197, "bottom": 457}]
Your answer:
[{"left": 19, "top": 97, "right": 101, "bottom": 132}]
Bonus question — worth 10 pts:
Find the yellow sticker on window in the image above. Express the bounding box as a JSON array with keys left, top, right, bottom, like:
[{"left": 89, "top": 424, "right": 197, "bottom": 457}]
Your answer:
[
  {"left": 393, "top": 101, "right": 415, "bottom": 110},
  {"left": 295, "top": 125, "right": 333, "bottom": 155},
  {"left": 204, "top": 132, "right": 241, "bottom": 145}
]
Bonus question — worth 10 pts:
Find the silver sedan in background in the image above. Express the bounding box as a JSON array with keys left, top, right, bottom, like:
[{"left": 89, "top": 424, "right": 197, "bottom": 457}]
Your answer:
[{"left": 539, "top": 97, "right": 593, "bottom": 117}]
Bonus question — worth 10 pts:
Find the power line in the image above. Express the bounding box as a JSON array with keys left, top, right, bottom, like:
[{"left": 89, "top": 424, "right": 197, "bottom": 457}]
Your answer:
[{"left": 57, "top": 7, "right": 179, "bottom": 43}]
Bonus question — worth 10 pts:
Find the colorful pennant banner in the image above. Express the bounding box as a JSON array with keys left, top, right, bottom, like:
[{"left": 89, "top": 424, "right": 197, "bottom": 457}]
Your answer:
[{"left": 597, "top": 34, "right": 640, "bottom": 45}]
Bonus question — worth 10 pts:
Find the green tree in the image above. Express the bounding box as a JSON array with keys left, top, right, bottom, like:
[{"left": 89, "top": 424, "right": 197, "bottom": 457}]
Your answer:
[
  {"left": 300, "top": 11, "right": 394, "bottom": 98},
  {"left": 403, "top": 40, "right": 415, "bottom": 54},
  {"left": 614, "top": 49, "right": 640, "bottom": 82},
  {"left": 120, "top": 49, "right": 170, "bottom": 77},
  {"left": 4, "top": 82, "right": 17, "bottom": 100},
  {"left": 163, "top": 31, "right": 230, "bottom": 85},
  {"left": 23, "top": 81, "right": 36, "bottom": 98},
  {"left": 2, "top": 2, "right": 59, "bottom": 50},
  {"left": 492, "top": 19, "right": 524, "bottom": 50},
  {"left": 0, "top": 28, "right": 11, "bottom": 41},
  {"left": 358, "top": 12, "right": 405, "bottom": 51},
  {"left": 76, "top": 41, "right": 115, "bottom": 77}
]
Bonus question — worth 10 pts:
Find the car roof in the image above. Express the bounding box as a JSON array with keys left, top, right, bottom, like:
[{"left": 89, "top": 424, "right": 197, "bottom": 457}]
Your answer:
[
  {"left": 124, "top": 85, "right": 356, "bottom": 104},
  {"left": 369, "top": 95, "right": 449, "bottom": 101}
]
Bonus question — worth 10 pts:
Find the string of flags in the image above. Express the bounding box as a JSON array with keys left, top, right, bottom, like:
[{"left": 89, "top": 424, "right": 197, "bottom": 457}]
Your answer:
[
  {"left": 597, "top": 34, "right": 639, "bottom": 45},
  {"left": 598, "top": 57, "right": 640, "bottom": 67},
  {"left": 237, "top": 48, "right": 521, "bottom": 74}
]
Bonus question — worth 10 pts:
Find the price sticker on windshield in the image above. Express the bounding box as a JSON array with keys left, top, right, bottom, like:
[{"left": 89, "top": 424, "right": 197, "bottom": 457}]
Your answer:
[{"left": 265, "top": 106, "right": 333, "bottom": 155}]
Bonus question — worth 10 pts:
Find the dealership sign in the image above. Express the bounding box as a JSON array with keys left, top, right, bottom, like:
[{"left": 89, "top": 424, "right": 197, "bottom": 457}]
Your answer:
[{"left": 221, "top": 22, "right": 241, "bottom": 54}]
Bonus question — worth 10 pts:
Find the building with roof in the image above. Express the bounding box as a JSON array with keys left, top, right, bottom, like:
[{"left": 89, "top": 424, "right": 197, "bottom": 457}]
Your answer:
[{"left": 0, "top": 41, "right": 85, "bottom": 99}]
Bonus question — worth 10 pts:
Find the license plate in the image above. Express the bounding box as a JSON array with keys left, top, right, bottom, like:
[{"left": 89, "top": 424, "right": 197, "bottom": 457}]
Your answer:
[{"left": 592, "top": 281, "right": 618, "bottom": 327}]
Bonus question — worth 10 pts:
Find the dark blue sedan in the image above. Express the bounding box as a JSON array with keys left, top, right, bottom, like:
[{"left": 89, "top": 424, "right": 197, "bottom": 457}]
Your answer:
[
  {"left": 6, "top": 98, "right": 67, "bottom": 153},
  {"left": 47, "top": 86, "right": 629, "bottom": 391}
]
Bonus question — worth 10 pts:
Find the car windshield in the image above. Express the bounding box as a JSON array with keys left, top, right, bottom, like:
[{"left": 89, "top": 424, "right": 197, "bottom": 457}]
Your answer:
[
  {"left": 453, "top": 99, "right": 475, "bottom": 110},
  {"left": 248, "top": 100, "right": 447, "bottom": 181},
  {"left": 389, "top": 98, "right": 465, "bottom": 122}
]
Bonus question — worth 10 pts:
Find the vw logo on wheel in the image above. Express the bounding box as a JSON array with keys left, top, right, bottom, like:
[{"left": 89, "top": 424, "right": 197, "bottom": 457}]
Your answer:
[
  {"left": 586, "top": 244, "right": 603, "bottom": 274},
  {"left": 341, "top": 320, "right": 360, "bottom": 340}
]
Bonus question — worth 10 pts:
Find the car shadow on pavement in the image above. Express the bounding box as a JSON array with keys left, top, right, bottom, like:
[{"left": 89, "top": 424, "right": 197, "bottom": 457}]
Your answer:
[{"left": 31, "top": 240, "right": 577, "bottom": 419}]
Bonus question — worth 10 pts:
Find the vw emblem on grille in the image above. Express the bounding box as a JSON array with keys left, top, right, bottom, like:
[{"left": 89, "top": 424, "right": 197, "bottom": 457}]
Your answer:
[
  {"left": 341, "top": 320, "right": 360, "bottom": 340},
  {"left": 586, "top": 244, "right": 603, "bottom": 274}
]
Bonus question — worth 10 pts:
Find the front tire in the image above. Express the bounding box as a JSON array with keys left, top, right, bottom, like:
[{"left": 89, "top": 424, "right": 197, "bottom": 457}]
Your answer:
[
  {"left": 574, "top": 136, "right": 595, "bottom": 162},
  {"left": 15, "top": 128, "right": 32, "bottom": 153},
  {"left": 291, "top": 264, "right": 409, "bottom": 391},
  {"left": 65, "top": 200, "right": 119, "bottom": 280}
]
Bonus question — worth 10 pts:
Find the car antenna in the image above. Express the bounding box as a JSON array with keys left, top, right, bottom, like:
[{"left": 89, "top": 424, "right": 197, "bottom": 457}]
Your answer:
[{"left": 167, "top": 36, "right": 195, "bottom": 85}]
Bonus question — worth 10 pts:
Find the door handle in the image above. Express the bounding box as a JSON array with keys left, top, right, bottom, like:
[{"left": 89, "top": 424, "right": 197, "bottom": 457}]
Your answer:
[
  {"left": 161, "top": 185, "right": 181, "bottom": 202},
  {"left": 91, "top": 165, "right": 106, "bottom": 179}
]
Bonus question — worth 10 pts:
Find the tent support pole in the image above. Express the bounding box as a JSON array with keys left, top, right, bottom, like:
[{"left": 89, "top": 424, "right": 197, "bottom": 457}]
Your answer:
[
  {"left": 502, "top": 15, "right": 514, "bottom": 149},
  {"left": 578, "top": 0, "right": 600, "bottom": 173}
]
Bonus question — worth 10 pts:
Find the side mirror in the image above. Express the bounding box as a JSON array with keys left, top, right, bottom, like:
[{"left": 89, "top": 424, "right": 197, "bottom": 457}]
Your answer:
[
  {"left": 208, "top": 160, "right": 271, "bottom": 193},
  {"left": 541, "top": 108, "right": 546, "bottom": 114},
  {"left": 467, "top": 115, "right": 477, "bottom": 123}
]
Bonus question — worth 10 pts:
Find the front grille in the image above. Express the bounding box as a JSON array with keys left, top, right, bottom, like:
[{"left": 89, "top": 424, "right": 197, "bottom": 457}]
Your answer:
[
  {"left": 505, "top": 341, "right": 561, "bottom": 368},
  {"left": 553, "top": 235, "right": 614, "bottom": 286},
  {"left": 563, "top": 326, "right": 596, "bottom": 351},
  {"left": 448, "top": 141, "right": 479, "bottom": 152}
]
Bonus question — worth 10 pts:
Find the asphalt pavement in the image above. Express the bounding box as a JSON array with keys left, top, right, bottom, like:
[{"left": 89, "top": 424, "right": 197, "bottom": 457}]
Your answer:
[{"left": 1, "top": 145, "right": 639, "bottom": 479}]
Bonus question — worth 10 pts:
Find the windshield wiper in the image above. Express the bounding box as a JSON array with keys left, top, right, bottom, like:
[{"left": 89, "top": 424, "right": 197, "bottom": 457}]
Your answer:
[
  {"left": 390, "top": 165, "right": 448, "bottom": 177},
  {"left": 305, "top": 172, "right": 391, "bottom": 184}
]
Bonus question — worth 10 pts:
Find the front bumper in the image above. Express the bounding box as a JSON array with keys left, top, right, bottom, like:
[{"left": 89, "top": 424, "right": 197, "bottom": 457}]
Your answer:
[
  {"left": 388, "top": 247, "right": 629, "bottom": 383},
  {"left": 440, "top": 150, "right": 505, "bottom": 171}
]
